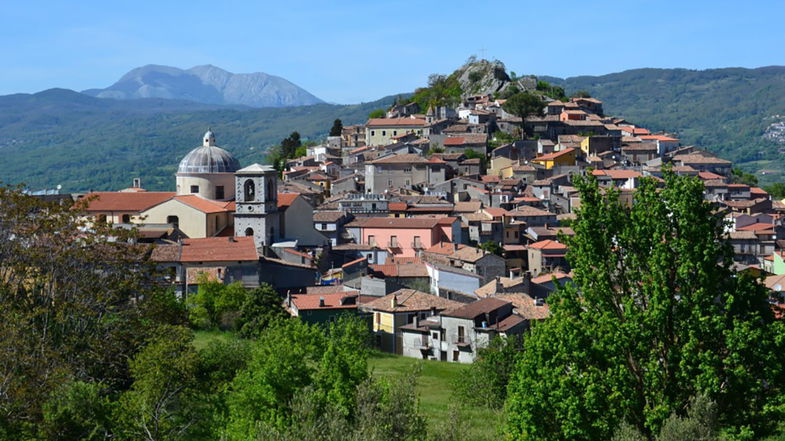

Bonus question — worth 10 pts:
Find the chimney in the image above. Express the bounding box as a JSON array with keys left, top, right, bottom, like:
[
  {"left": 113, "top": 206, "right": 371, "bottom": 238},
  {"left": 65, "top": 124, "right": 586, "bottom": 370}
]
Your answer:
[
  {"left": 132, "top": 177, "right": 141, "bottom": 188},
  {"left": 319, "top": 297, "right": 325, "bottom": 307},
  {"left": 391, "top": 294, "right": 397, "bottom": 309},
  {"left": 453, "top": 243, "right": 458, "bottom": 252},
  {"left": 495, "top": 276, "right": 503, "bottom": 292},
  {"left": 286, "top": 291, "right": 292, "bottom": 308}
]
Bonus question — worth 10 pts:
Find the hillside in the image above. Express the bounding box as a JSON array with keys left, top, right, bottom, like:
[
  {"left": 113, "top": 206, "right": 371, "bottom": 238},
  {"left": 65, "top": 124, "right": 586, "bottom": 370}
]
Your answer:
[
  {"left": 83, "top": 64, "right": 324, "bottom": 108},
  {"left": 541, "top": 67, "right": 785, "bottom": 182},
  {"left": 0, "top": 89, "right": 394, "bottom": 192}
]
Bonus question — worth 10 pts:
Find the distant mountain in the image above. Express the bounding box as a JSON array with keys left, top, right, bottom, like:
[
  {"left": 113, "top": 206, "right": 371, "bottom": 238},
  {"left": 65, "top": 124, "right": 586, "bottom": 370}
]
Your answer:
[
  {"left": 82, "top": 64, "right": 324, "bottom": 108},
  {"left": 540, "top": 67, "right": 785, "bottom": 182},
  {"left": 0, "top": 89, "right": 393, "bottom": 192}
]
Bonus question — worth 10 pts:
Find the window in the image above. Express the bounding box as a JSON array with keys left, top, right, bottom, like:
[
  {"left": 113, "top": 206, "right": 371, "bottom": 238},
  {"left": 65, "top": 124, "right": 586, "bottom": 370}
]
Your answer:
[
  {"left": 375, "top": 312, "right": 380, "bottom": 325},
  {"left": 393, "top": 131, "right": 397, "bottom": 136},
  {"left": 371, "top": 130, "right": 375, "bottom": 136},
  {"left": 382, "top": 130, "right": 386, "bottom": 136},
  {"left": 167, "top": 215, "right": 179, "bottom": 228},
  {"left": 368, "top": 235, "right": 376, "bottom": 246},
  {"left": 245, "top": 227, "right": 254, "bottom": 236},
  {"left": 321, "top": 223, "right": 327, "bottom": 230},
  {"left": 453, "top": 350, "right": 459, "bottom": 362},
  {"left": 413, "top": 236, "right": 421, "bottom": 248},
  {"left": 440, "top": 330, "right": 445, "bottom": 341},
  {"left": 215, "top": 185, "right": 225, "bottom": 200},
  {"left": 244, "top": 179, "right": 256, "bottom": 201},
  {"left": 390, "top": 235, "right": 398, "bottom": 247},
  {"left": 458, "top": 326, "right": 465, "bottom": 344},
  {"left": 190, "top": 185, "right": 199, "bottom": 194},
  {"left": 121, "top": 214, "right": 130, "bottom": 223},
  {"left": 432, "top": 332, "right": 438, "bottom": 340},
  {"left": 97, "top": 214, "right": 107, "bottom": 223}
]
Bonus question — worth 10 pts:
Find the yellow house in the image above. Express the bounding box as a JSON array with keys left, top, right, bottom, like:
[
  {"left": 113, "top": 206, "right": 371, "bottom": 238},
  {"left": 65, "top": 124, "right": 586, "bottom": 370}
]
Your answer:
[
  {"left": 531, "top": 147, "right": 577, "bottom": 170},
  {"left": 365, "top": 117, "right": 428, "bottom": 146},
  {"left": 489, "top": 155, "right": 516, "bottom": 177},
  {"left": 140, "top": 195, "right": 234, "bottom": 238},
  {"left": 361, "top": 289, "right": 462, "bottom": 354}
]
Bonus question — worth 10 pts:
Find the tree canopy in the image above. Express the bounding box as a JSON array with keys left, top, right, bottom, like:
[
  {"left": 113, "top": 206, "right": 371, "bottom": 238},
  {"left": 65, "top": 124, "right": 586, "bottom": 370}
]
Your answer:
[
  {"left": 501, "top": 92, "right": 545, "bottom": 138},
  {"left": 505, "top": 172, "right": 785, "bottom": 440},
  {"left": 329, "top": 119, "right": 343, "bottom": 137}
]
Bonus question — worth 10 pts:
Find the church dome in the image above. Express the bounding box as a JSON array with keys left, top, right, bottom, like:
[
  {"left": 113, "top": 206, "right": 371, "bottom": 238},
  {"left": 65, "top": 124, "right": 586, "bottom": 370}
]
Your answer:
[{"left": 177, "top": 130, "right": 241, "bottom": 174}]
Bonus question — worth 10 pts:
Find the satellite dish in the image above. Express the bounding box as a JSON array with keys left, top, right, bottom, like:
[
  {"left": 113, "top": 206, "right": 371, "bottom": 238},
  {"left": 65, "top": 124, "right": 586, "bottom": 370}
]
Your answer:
[
  {"left": 56, "top": 184, "right": 62, "bottom": 190},
  {"left": 775, "top": 284, "right": 782, "bottom": 293}
]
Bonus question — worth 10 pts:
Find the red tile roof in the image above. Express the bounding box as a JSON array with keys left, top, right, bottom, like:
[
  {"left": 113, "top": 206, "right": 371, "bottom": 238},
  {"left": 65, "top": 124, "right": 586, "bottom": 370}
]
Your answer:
[
  {"left": 82, "top": 191, "right": 175, "bottom": 212},
  {"left": 151, "top": 236, "right": 258, "bottom": 263},
  {"left": 528, "top": 240, "right": 567, "bottom": 251},
  {"left": 366, "top": 117, "right": 427, "bottom": 127},
  {"left": 591, "top": 169, "right": 643, "bottom": 179},
  {"left": 532, "top": 148, "right": 575, "bottom": 162},
  {"left": 175, "top": 195, "right": 232, "bottom": 214},
  {"left": 277, "top": 193, "right": 299, "bottom": 209},
  {"left": 290, "top": 293, "right": 358, "bottom": 310}
]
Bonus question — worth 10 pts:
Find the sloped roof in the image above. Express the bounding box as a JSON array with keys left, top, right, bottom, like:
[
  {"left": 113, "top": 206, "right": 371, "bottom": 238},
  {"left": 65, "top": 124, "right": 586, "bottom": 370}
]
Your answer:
[
  {"left": 369, "top": 153, "right": 430, "bottom": 164},
  {"left": 366, "top": 117, "right": 427, "bottom": 127},
  {"left": 532, "top": 148, "right": 576, "bottom": 162},
  {"left": 174, "top": 195, "right": 232, "bottom": 214},
  {"left": 529, "top": 240, "right": 567, "bottom": 251},
  {"left": 442, "top": 297, "right": 510, "bottom": 319},
  {"left": 82, "top": 191, "right": 176, "bottom": 212},
  {"left": 362, "top": 289, "right": 462, "bottom": 313},
  {"left": 152, "top": 236, "right": 258, "bottom": 263}
]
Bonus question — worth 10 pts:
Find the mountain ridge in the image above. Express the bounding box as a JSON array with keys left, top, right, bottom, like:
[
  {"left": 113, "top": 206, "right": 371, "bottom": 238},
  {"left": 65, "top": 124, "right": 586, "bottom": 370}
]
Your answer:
[{"left": 82, "top": 64, "right": 324, "bottom": 108}]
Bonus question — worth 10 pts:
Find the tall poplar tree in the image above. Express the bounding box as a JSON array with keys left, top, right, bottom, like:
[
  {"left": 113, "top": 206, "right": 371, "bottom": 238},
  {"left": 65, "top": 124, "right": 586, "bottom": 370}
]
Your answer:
[{"left": 505, "top": 172, "right": 785, "bottom": 440}]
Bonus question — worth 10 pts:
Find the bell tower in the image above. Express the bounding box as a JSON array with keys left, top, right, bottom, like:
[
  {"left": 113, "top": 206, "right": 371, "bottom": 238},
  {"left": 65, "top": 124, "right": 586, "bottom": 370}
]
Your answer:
[{"left": 234, "top": 164, "right": 279, "bottom": 248}]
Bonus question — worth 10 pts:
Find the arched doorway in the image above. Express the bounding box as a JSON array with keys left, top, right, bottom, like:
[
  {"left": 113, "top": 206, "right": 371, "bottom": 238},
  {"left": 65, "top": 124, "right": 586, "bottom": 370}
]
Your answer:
[{"left": 245, "top": 227, "right": 254, "bottom": 237}]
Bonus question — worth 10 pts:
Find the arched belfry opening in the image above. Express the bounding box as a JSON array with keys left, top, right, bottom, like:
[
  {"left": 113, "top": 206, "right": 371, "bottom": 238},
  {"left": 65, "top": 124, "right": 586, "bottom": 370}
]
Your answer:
[{"left": 244, "top": 179, "right": 255, "bottom": 201}]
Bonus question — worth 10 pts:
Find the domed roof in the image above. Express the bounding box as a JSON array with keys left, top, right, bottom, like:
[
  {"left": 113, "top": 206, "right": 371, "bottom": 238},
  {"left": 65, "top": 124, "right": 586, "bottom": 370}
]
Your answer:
[{"left": 177, "top": 130, "right": 241, "bottom": 174}]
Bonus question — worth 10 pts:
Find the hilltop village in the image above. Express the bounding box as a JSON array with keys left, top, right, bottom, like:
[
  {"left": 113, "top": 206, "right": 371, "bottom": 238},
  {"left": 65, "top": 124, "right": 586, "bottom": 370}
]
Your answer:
[{"left": 80, "top": 90, "right": 785, "bottom": 363}]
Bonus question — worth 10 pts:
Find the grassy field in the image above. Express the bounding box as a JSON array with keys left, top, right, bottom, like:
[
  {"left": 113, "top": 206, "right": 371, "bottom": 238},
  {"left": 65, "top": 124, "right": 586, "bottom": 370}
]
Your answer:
[
  {"left": 369, "top": 351, "right": 503, "bottom": 441},
  {"left": 192, "top": 329, "right": 241, "bottom": 350}
]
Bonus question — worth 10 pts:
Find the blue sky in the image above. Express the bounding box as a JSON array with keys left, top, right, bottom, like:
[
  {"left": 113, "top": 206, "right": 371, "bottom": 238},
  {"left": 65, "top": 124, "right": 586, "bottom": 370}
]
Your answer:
[{"left": 2, "top": 0, "right": 783, "bottom": 103}]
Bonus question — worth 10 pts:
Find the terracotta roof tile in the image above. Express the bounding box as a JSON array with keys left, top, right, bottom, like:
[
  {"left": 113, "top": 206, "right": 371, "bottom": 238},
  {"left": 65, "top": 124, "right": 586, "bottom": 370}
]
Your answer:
[{"left": 83, "top": 191, "right": 175, "bottom": 212}]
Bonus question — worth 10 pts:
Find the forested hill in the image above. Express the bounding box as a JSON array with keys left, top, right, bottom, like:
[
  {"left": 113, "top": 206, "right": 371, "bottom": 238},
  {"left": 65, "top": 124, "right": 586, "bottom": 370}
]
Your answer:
[
  {"left": 0, "top": 89, "right": 394, "bottom": 192},
  {"left": 541, "top": 66, "right": 785, "bottom": 182}
]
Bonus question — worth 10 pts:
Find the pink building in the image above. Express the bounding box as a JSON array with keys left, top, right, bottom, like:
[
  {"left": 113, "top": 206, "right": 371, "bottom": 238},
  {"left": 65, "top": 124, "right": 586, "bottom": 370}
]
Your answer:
[{"left": 345, "top": 217, "right": 460, "bottom": 257}]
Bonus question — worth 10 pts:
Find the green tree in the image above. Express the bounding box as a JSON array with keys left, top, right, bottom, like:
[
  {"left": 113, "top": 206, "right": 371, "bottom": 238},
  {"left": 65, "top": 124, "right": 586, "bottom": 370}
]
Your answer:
[
  {"left": 39, "top": 381, "right": 113, "bottom": 441},
  {"left": 187, "top": 278, "right": 247, "bottom": 330},
  {"left": 505, "top": 172, "right": 785, "bottom": 440},
  {"left": 764, "top": 182, "right": 785, "bottom": 199},
  {"left": 612, "top": 395, "right": 719, "bottom": 441},
  {"left": 572, "top": 90, "right": 592, "bottom": 98},
  {"left": 479, "top": 240, "right": 504, "bottom": 256},
  {"left": 281, "top": 131, "right": 302, "bottom": 158},
  {"left": 115, "top": 325, "right": 207, "bottom": 441},
  {"left": 502, "top": 92, "right": 545, "bottom": 139},
  {"left": 455, "top": 336, "right": 520, "bottom": 409},
  {"left": 225, "top": 320, "right": 326, "bottom": 437},
  {"left": 0, "top": 187, "right": 178, "bottom": 436},
  {"left": 731, "top": 167, "right": 759, "bottom": 186},
  {"left": 369, "top": 109, "right": 386, "bottom": 119},
  {"left": 329, "top": 119, "right": 343, "bottom": 137},
  {"left": 237, "top": 283, "right": 289, "bottom": 338},
  {"left": 313, "top": 316, "right": 370, "bottom": 415}
]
